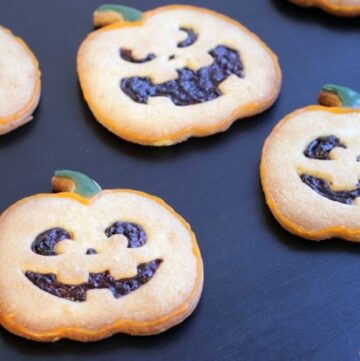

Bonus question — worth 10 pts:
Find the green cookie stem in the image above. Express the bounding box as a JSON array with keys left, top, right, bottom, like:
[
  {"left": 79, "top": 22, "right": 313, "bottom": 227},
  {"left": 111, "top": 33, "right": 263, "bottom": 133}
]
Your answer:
[
  {"left": 318, "top": 84, "right": 360, "bottom": 108},
  {"left": 52, "top": 170, "right": 102, "bottom": 198},
  {"left": 93, "top": 4, "right": 142, "bottom": 27}
]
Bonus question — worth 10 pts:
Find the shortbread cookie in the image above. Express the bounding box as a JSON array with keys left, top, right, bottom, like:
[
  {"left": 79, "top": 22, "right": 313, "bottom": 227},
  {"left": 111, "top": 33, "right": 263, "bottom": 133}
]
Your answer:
[
  {"left": 261, "top": 85, "right": 360, "bottom": 241},
  {"left": 289, "top": 0, "right": 360, "bottom": 16},
  {"left": 78, "top": 4, "right": 281, "bottom": 146},
  {"left": 0, "top": 170, "right": 203, "bottom": 342},
  {"left": 0, "top": 26, "right": 41, "bottom": 134}
]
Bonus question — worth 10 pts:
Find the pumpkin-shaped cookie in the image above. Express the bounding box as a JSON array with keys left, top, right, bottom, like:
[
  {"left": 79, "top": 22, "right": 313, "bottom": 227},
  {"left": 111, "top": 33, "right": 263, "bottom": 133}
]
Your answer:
[
  {"left": 261, "top": 85, "right": 360, "bottom": 241},
  {"left": 77, "top": 4, "right": 281, "bottom": 146},
  {"left": 0, "top": 171, "right": 203, "bottom": 342},
  {"left": 0, "top": 26, "right": 41, "bottom": 134},
  {"left": 289, "top": 0, "right": 360, "bottom": 16}
]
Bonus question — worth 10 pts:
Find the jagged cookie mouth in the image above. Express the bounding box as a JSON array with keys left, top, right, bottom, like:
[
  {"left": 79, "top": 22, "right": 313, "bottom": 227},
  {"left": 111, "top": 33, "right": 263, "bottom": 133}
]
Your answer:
[
  {"left": 25, "top": 259, "right": 162, "bottom": 302},
  {"left": 120, "top": 45, "right": 244, "bottom": 106}
]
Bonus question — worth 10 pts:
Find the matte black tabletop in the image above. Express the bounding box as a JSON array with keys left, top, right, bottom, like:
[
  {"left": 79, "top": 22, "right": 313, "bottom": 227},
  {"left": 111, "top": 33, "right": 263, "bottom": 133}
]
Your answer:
[{"left": 1, "top": 1, "right": 360, "bottom": 360}]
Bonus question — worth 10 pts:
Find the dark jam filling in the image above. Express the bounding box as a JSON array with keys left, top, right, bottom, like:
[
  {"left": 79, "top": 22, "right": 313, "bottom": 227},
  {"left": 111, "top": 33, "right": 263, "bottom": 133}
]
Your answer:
[
  {"left": 177, "top": 28, "right": 198, "bottom": 48},
  {"left": 120, "top": 48, "right": 156, "bottom": 63},
  {"left": 86, "top": 248, "right": 97, "bottom": 255},
  {"left": 25, "top": 259, "right": 162, "bottom": 302},
  {"left": 105, "top": 221, "right": 146, "bottom": 248},
  {"left": 31, "top": 228, "right": 71, "bottom": 256},
  {"left": 300, "top": 174, "right": 360, "bottom": 205},
  {"left": 304, "top": 135, "right": 346, "bottom": 160},
  {"left": 120, "top": 45, "right": 244, "bottom": 106}
]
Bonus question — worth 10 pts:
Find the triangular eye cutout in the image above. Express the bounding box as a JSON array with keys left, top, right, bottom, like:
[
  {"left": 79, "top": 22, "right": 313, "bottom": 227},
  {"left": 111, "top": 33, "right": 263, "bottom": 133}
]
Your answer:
[
  {"left": 105, "top": 221, "right": 146, "bottom": 248},
  {"left": 31, "top": 228, "right": 72, "bottom": 256}
]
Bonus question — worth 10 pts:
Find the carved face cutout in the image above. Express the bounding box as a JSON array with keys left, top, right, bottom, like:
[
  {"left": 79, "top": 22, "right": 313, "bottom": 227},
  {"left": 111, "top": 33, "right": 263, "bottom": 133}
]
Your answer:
[
  {"left": 261, "top": 106, "right": 360, "bottom": 240},
  {"left": 78, "top": 5, "right": 281, "bottom": 145},
  {"left": 0, "top": 176, "right": 203, "bottom": 341},
  {"left": 300, "top": 135, "right": 360, "bottom": 205}
]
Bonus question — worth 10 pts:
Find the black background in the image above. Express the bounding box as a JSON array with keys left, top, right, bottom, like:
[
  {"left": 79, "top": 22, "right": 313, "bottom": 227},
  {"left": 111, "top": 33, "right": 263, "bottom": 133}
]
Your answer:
[{"left": 1, "top": 0, "right": 360, "bottom": 360}]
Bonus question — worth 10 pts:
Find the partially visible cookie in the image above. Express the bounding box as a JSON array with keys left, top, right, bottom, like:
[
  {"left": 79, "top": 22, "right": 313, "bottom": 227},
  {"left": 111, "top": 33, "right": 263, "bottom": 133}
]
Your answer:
[
  {"left": 0, "top": 170, "right": 203, "bottom": 341},
  {"left": 261, "top": 85, "right": 360, "bottom": 241},
  {"left": 289, "top": 0, "right": 360, "bottom": 16},
  {"left": 0, "top": 26, "right": 41, "bottom": 135},
  {"left": 78, "top": 4, "right": 281, "bottom": 146}
]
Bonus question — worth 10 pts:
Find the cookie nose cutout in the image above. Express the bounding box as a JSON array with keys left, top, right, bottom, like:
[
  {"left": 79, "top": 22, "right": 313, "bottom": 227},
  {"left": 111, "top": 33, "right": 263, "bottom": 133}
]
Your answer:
[
  {"left": 168, "top": 54, "right": 175, "bottom": 60},
  {"left": 86, "top": 248, "right": 97, "bottom": 255}
]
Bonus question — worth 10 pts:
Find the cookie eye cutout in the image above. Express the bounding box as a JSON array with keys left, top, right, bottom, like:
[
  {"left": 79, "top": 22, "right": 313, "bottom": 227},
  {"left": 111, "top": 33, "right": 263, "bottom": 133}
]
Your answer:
[
  {"left": 120, "top": 48, "right": 156, "bottom": 63},
  {"left": 177, "top": 27, "right": 198, "bottom": 48},
  {"left": 105, "top": 221, "right": 146, "bottom": 248},
  {"left": 31, "top": 228, "right": 72, "bottom": 256},
  {"left": 121, "top": 45, "right": 244, "bottom": 106},
  {"left": 304, "top": 135, "right": 346, "bottom": 160}
]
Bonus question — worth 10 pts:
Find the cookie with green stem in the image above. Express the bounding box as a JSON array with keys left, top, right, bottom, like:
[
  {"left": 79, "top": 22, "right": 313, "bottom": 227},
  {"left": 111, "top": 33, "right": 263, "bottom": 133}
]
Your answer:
[{"left": 261, "top": 85, "right": 360, "bottom": 241}]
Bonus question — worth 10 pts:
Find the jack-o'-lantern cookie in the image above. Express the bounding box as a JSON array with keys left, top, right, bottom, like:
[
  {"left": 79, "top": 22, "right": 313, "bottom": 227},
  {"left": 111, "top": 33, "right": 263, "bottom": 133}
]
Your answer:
[
  {"left": 0, "top": 26, "right": 41, "bottom": 134},
  {"left": 78, "top": 4, "right": 281, "bottom": 146},
  {"left": 0, "top": 170, "right": 203, "bottom": 342},
  {"left": 289, "top": 0, "right": 360, "bottom": 16},
  {"left": 261, "top": 85, "right": 360, "bottom": 241}
]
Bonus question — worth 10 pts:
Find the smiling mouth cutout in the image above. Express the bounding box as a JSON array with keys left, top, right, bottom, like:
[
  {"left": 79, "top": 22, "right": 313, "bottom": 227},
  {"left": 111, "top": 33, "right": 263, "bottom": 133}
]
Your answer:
[
  {"left": 120, "top": 34, "right": 245, "bottom": 106},
  {"left": 26, "top": 222, "right": 163, "bottom": 302}
]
